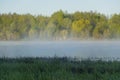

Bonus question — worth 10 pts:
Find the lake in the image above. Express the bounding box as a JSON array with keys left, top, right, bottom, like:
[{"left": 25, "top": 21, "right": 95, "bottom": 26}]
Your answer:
[{"left": 0, "top": 41, "right": 120, "bottom": 59}]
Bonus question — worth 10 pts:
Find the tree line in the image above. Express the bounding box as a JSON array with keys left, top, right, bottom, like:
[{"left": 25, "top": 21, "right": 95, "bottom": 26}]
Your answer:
[{"left": 0, "top": 10, "right": 120, "bottom": 40}]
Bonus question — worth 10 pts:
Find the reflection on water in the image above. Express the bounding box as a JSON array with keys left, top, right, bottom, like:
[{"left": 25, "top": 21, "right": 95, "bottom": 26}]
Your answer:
[{"left": 0, "top": 41, "right": 120, "bottom": 59}]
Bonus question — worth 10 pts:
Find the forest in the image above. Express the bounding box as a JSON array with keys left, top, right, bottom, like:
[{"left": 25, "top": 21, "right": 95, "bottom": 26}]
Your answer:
[{"left": 0, "top": 10, "right": 120, "bottom": 40}]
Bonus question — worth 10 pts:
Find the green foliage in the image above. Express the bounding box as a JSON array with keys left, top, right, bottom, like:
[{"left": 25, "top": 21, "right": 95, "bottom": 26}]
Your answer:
[
  {"left": 109, "top": 14, "right": 120, "bottom": 38},
  {"left": 93, "top": 21, "right": 110, "bottom": 39},
  {"left": 0, "top": 57, "right": 120, "bottom": 80},
  {"left": 72, "top": 19, "right": 92, "bottom": 38},
  {"left": 0, "top": 11, "right": 120, "bottom": 40}
]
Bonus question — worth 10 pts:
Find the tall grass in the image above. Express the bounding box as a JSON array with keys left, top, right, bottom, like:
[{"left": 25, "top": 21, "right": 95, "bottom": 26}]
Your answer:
[{"left": 0, "top": 57, "right": 120, "bottom": 80}]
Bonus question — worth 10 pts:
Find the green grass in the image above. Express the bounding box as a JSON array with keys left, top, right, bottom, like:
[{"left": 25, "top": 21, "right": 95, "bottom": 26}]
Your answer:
[{"left": 0, "top": 57, "right": 120, "bottom": 80}]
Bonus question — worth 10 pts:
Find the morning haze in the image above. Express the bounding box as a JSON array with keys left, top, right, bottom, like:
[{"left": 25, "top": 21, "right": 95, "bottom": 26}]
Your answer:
[
  {"left": 0, "top": 0, "right": 120, "bottom": 58},
  {"left": 1, "top": 0, "right": 120, "bottom": 80}
]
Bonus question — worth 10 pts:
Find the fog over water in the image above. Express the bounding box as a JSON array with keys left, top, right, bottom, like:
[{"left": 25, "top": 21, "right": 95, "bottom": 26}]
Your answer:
[{"left": 0, "top": 41, "right": 120, "bottom": 58}]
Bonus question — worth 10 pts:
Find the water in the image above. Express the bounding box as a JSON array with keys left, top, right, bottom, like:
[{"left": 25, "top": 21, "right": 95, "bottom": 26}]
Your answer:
[{"left": 0, "top": 41, "right": 120, "bottom": 58}]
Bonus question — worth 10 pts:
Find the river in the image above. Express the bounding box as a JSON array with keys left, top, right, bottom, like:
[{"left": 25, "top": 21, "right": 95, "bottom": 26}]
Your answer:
[{"left": 0, "top": 41, "right": 120, "bottom": 59}]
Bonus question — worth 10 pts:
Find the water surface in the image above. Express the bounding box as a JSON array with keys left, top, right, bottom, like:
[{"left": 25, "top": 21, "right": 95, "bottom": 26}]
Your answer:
[{"left": 0, "top": 41, "right": 120, "bottom": 58}]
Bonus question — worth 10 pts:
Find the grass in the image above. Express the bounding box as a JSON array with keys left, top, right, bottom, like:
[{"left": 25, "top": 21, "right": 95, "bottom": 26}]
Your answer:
[{"left": 0, "top": 57, "right": 120, "bottom": 80}]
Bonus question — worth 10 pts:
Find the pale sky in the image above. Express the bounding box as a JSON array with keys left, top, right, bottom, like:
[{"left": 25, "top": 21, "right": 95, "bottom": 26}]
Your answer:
[{"left": 0, "top": 0, "right": 120, "bottom": 16}]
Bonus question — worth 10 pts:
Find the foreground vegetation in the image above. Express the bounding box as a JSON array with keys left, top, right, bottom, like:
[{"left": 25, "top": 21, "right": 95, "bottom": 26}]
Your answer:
[
  {"left": 0, "top": 57, "right": 120, "bottom": 80},
  {"left": 0, "top": 11, "right": 120, "bottom": 40}
]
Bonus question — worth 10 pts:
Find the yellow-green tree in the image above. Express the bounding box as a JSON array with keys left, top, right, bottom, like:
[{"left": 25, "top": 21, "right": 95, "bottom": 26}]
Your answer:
[
  {"left": 93, "top": 21, "right": 110, "bottom": 39},
  {"left": 72, "top": 19, "right": 92, "bottom": 38},
  {"left": 108, "top": 14, "right": 120, "bottom": 38}
]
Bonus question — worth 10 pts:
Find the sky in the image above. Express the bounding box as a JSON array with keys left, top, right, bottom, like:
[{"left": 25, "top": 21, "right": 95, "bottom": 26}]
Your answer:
[{"left": 0, "top": 0, "right": 120, "bottom": 16}]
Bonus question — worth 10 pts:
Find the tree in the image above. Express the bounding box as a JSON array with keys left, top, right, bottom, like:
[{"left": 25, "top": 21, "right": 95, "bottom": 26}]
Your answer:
[
  {"left": 93, "top": 21, "right": 110, "bottom": 39},
  {"left": 72, "top": 19, "right": 92, "bottom": 38},
  {"left": 108, "top": 14, "right": 120, "bottom": 38},
  {"left": 0, "top": 11, "right": 120, "bottom": 40}
]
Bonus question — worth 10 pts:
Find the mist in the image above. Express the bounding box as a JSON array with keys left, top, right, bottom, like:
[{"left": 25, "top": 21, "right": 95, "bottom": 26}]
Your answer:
[
  {"left": 0, "top": 11, "right": 120, "bottom": 60},
  {"left": 0, "top": 41, "right": 120, "bottom": 60}
]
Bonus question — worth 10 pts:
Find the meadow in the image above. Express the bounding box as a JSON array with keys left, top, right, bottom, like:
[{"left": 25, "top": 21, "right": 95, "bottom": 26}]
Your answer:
[{"left": 0, "top": 57, "right": 120, "bottom": 80}]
